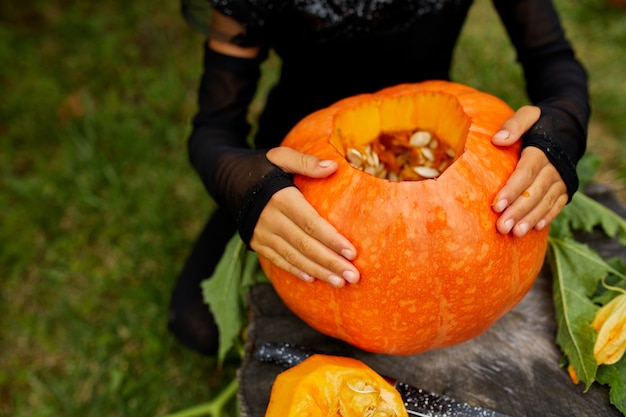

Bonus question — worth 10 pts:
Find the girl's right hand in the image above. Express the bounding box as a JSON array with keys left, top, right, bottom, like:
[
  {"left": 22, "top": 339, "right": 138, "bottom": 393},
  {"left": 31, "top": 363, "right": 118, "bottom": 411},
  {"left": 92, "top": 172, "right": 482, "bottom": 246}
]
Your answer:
[{"left": 249, "top": 146, "right": 360, "bottom": 288}]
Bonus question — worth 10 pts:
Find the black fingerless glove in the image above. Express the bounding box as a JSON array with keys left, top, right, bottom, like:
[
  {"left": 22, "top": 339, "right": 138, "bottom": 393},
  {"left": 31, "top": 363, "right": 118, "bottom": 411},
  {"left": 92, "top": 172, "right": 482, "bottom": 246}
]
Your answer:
[
  {"left": 236, "top": 164, "right": 295, "bottom": 245},
  {"left": 521, "top": 102, "right": 586, "bottom": 202}
]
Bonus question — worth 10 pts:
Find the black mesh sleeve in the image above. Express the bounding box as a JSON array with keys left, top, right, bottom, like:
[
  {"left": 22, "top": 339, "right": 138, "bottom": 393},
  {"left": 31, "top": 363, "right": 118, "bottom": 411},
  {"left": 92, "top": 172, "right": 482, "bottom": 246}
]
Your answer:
[
  {"left": 188, "top": 43, "right": 295, "bottom": 244},
  {"left": 493, "top": 0, "right": 590, "bottom": 200}
]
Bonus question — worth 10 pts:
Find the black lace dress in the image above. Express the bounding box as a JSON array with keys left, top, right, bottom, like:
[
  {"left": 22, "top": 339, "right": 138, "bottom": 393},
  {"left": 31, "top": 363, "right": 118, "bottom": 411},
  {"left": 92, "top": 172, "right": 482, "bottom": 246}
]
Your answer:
[{"left": 169, "top": 0, "right": 590, "bottom": 355}]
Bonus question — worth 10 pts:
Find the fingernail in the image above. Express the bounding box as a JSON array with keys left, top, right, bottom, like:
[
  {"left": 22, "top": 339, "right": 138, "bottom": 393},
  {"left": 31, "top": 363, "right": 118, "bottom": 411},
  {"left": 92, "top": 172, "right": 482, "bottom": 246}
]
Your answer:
[
  {"left": 516, "top": 222, "right": 529, "bottom": 236},
  {"left": 343, "top": 270, "right": 358, "bottom": 284},
  {"left": 300, "top": 272, "right": 315, "bottom": 283},
  {"left": 502, "top": 219, "right": 514, "bottom": 234},
  {"left": 318, "top": 159, "right": 334, "bottom": 168},
  {"left": 341, "top": 248, "right": 355, "bottom": 260},
  {"left": 493, "top": 198, "right": 508, "bottom": 213},
  {"left": 535, "top": 219, "right": 546, "bottom": 231},
  {"left": 328, "top": 275, "right": 345, "bottom": 288},
  {"left": 493, "top": 130, "right": 510, "bottom": 141}
]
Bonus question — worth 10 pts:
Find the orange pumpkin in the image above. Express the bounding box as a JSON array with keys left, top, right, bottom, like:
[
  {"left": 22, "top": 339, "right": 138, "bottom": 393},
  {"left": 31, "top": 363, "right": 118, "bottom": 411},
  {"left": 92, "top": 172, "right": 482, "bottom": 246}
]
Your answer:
[
  {"left": 265, "top": 354, "right": 408, "bottom": 417},
  {"left": 259, "top": 80, "right": 549, "bottom": 355}
]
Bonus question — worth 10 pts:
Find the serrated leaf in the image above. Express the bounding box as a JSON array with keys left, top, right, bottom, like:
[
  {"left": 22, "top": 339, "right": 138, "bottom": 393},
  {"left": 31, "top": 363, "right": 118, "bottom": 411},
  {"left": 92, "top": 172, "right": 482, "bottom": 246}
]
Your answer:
[
  {"left": 593, "top": 258, "right": 626, "bottom": 305},
  {"left": 576, "top": 152, "right": 603, "bottom": 190},
  {"left": 551, "top": 192, "right": 626, "bottom": 244},
  {"left": 548, "top": 237, "right": 605, "bottom": 388},
  {"left": 241, "top": 249, "right": 270, "bottom": 290},
  {"left": 548, "top": 182, "right": 626, "bottom": 412},
  {"left": 596, "top": 356, "right": 626, "bottom": 415},
  {"left": 201, "top": 235, "right": 269, "bottom": 363}
]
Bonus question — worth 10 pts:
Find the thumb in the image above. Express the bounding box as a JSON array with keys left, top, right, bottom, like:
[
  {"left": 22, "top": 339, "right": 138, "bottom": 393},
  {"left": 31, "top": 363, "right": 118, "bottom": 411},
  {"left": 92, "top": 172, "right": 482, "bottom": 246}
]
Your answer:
[
  {"left": 266, "top": 146, "right": 338, "bottom": 178},
  {"left": 492, "top": 105, "right": 541, "bottom": 146}
]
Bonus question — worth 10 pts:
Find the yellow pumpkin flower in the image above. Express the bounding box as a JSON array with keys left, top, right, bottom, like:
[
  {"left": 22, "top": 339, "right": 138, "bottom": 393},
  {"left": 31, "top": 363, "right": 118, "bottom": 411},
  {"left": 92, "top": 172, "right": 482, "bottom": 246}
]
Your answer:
[
  {"left": 567, "top": 363, "right": 579, "bottom": 385},
  {"left": 591, "top": 292, "right": 626, "bottom": 366}
]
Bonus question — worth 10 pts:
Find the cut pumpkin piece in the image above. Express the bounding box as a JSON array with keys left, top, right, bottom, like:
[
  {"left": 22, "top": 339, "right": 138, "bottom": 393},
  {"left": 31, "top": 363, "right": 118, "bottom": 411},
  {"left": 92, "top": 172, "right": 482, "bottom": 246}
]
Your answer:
[{"left": 265, "top": 354, "right": 408, "bottom": 417}]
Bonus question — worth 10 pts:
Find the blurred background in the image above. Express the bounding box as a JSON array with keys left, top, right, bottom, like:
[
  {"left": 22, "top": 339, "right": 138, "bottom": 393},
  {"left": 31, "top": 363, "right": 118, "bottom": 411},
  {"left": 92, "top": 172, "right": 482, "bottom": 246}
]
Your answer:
[{"left": 1, "top": 1, "right": 625, "bottom": 416}]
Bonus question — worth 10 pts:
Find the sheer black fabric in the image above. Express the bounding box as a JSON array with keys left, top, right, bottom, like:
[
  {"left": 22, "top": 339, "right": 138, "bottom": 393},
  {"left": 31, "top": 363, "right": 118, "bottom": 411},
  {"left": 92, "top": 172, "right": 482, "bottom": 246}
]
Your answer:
[{"left": 188, "top": 45, "right": 297, "bottom": 242}]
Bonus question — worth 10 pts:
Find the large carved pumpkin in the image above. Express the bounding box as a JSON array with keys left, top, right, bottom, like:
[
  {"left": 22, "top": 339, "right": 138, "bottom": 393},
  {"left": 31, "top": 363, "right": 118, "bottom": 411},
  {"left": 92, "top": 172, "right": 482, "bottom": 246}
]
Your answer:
[{"left": 258, "top": 80, "right": 549, "bottom": 355}]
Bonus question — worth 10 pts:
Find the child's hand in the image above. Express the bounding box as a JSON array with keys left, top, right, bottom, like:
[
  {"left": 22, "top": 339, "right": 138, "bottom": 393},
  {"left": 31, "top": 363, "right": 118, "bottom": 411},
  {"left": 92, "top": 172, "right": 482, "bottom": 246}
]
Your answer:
[
  {"left": 250, "top": 146, "right": 360, "bottom": 288},
  {"left": 491, "top": 106, "right": 568, "bottom": 237}
]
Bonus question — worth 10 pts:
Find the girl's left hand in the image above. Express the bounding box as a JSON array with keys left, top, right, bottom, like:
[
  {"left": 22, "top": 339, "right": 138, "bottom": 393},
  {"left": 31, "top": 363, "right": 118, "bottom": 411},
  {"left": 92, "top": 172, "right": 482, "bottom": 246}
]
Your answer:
[{"left": 491, "top": 105, "right": 569, "bottom": 237}]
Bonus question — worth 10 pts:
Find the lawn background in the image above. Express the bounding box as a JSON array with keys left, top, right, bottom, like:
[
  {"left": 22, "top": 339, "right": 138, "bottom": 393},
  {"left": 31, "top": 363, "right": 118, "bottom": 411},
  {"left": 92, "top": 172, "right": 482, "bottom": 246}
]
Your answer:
[{"left": 1, "top": 1, "right": 625, "bottom": 416}]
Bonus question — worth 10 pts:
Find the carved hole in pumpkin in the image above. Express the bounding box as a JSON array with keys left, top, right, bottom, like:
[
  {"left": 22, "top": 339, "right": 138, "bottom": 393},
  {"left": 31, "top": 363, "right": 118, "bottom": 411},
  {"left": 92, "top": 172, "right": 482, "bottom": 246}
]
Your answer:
[{"left": 330, "top": 91, "right": 471, "bottom": 181}]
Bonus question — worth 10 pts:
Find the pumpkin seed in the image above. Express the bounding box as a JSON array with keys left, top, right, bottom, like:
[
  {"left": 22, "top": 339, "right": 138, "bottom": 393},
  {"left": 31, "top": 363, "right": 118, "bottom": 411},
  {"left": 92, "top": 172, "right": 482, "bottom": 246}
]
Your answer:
[
  {"left": 346, "top": 128, "right": 455, "bottom": 181},
  {"left": 366, "top": 149, "right": 379, "bottom": 167},
  {"left": 421, "top": 147, "right": 435, "bottom": 162},
  {"left": 409, "top": 130, "right": 432, "bottom": 147},
  {"left": 347, "top": 148, "right": 364, "bottom": 167},
  {"left": 364, "top": 165, "right": 378, "bottom": 176},
  {"left": 387, "top": 171, "right": 400, "bottom": 182},
  {"left": 413, "top": 166, "right": 440, "bottom": 178},
  {"left": 347, "top": 380, "right": 377, "bottom": 394}
]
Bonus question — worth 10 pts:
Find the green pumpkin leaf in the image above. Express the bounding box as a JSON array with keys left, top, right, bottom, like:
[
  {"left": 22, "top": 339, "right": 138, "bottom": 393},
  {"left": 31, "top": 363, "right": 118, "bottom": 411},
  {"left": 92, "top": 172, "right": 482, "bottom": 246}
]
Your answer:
[
  {"left": 551, "top": 192, "right": 626, "bottom": 244},
  {"left": 596, "top": 357, "right": 626, "bottom": 415},
  {"left": 548, "top": 186, "right": 626, "bottom": 397},
  {"left": 548, "top": 237, "right": 603, "bottom": 388},
  {"left": 576, "top": 153, "right": 603, "bottom": 190},
  {"left": 201, "top": 235, "right": 268, "bottom": 364},
  {"left": 593, "top": 258, "right": 626, "bottom": 305}
]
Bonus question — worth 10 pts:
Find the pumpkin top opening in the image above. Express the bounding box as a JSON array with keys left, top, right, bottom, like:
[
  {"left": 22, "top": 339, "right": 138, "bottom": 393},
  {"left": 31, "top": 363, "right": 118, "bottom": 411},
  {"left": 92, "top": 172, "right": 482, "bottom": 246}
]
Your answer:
[{"left": 330, "top": 91, "right": 471, "bottom": 181}]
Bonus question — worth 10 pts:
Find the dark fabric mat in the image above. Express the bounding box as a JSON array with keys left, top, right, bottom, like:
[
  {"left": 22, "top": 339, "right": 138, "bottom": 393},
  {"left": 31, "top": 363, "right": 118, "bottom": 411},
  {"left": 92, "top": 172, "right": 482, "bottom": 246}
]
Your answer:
[{"left": 237, "top": 184, "right": 626, "bottom": 417}]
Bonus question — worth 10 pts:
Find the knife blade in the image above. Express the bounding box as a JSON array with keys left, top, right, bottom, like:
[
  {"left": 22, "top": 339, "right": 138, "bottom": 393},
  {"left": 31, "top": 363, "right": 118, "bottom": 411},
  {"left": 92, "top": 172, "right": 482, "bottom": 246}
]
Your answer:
[{"left": 254, "top": 342, "right": 509, "bottom": 417}]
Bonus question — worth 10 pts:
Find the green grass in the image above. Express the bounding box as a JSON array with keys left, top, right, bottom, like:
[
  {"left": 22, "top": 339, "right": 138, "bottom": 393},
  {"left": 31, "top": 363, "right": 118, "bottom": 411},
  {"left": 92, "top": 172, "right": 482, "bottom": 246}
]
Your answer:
[
  {"left": 0, "top": 2, "right": 235, "bottom": 416},
  {"left": 1, "top": 1, "right": 625, "bottom": 416}
]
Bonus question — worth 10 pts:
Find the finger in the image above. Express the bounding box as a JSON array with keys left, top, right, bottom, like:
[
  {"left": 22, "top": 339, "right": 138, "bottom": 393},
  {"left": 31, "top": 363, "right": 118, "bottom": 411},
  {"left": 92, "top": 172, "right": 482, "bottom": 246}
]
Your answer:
[
  {"left": 279, "top": 219, "right": 358, "bottom": 287},
  {"left": 492, "top": 105, "right": 541, "bottom": 146},
  {"left": 512, "top": 183, "right": 568, "bottom": 237},
  {"left": 535, "top": 193, "right": 569, "bottom": 231},
  {"left": 283, "top": 217, "right": 359, "bottom": 284},
  {"left": 253, "top": 209, "right": 357, "bottom": 287},
  {"left": 251, "top": 188, "right": 359, "bottom": 285},
  {"left": 275, "top": 187, "right": 358, "bottom": 262},
  {"left": 266, "top": 146, "right": 337, "bottom": 178},
  {"left": 258, "top": 233, "right": 349, "bottom": 288},
  {"left": 496, "top": 183, "right": 544, "bottom": 235},
  {"left": 493, "top": 147, "right": 547, "bottom": 214},
  {"left": 256, "top": 244, "right": 317, "bottom": 284},
  {"left": 496, "top": 163, "right": 566, "bottom": 236}
]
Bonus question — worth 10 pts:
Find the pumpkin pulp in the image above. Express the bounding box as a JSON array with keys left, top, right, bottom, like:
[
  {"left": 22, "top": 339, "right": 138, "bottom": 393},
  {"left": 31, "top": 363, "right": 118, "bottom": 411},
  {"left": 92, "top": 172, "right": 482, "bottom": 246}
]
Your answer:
[
  {"left": 345, "top": 127, "right": 457, "bottom": 181},
  {"left": 332, "top": 89, "right": 470, "bottom": 181},
  {"left": 264, "top": 354, "right": 408, "bottom": 417}
]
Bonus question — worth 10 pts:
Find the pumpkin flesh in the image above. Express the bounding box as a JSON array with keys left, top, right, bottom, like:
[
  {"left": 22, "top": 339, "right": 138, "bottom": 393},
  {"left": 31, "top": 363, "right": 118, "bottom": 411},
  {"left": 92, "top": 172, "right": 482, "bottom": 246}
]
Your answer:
[
  {"left": 264, "top": 354, "right": 408, "bottom": 417},
  {"left": 259, "top": 81, "right": 549, "bottom": 355}
]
